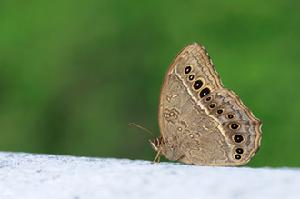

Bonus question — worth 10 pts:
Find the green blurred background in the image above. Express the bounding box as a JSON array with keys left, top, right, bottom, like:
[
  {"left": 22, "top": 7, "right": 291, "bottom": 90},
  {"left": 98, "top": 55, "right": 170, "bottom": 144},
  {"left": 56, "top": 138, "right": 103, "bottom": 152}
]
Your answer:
[{"left": 0, "top": 0, "right": 299, "bottom": 167}]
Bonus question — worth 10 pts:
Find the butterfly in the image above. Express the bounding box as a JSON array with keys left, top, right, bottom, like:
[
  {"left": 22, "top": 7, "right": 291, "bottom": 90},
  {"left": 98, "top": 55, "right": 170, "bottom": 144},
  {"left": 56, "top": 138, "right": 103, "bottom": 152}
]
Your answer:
[{"left": 150, "top": 43, "right": 262, "bottom": 166}]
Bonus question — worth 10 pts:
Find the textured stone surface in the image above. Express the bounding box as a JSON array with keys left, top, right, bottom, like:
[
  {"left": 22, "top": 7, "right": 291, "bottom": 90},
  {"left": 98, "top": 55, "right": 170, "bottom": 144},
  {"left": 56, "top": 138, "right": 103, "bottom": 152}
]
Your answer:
[{"left": 0, "top": 152, "right": 299, "bottom": 199}]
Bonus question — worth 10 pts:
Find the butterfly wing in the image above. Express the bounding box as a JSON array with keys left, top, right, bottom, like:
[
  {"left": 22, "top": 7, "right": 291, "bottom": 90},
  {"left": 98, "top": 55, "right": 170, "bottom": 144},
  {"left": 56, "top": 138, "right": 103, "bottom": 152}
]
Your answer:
[{"left": 158, "top": 43, "right": 262, "bottom": 166}]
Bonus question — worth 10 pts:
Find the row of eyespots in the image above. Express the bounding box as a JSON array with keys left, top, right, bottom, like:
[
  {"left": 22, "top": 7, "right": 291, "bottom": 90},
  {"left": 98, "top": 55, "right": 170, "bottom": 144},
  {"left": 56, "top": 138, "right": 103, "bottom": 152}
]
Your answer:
[
  {"left": 184, "top": 66, "right": 211, "bottom": 98},
  {"left": 205, "top": 97, "right": 244, "bottom": 142},
  {"left": 234, "top": 148, "right": 244, "bottom": 159},
  {"left": 202, "top": 90, "right": 245, "bottom": 160},
  {"left": 229, "top": 121, "right": 244, "bottom": 158},
  {"left": 232, "top": 124, "right": 244, "bottom": 160},
  {"left": 185, "top": 65, "right": 241, "bottom": 136},
  {"left": 185, "top": 65, "right": 245, "bottom": 161}
]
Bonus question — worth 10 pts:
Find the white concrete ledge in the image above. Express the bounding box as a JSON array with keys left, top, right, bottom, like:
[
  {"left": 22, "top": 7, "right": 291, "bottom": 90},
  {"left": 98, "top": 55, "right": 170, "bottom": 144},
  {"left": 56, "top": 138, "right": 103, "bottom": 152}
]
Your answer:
[{"left": 0, "top": 152, "right": 299, "bottom": 199}]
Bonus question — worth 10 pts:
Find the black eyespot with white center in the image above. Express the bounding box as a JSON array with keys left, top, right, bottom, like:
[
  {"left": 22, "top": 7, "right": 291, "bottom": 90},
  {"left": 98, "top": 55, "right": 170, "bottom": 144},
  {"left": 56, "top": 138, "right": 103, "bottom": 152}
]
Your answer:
[
  {"left": 200, "top": 87, "right": 210, "bottom": 98},
  {"left": 193, "top": 80, "right": 203, "bottom": 90},
  {"left": 230, "top": 123, "right": 239, "bottom": 129},
  {"left": 235, "top": 154, "right": 241, "bottom": 160},
  {"left": 188, "top": 75, "right": 194, "bottom": 81},
  {"left": 236, "top": 148, "right": 244, "bottom": 154},
  {"left": 185, "top": 66, "right": 192, "bottom": 74},
  {"left": 234, "top": 135, "right": 244, "bottom": 143},
  {"left": 227, "top": 114, "right": 234, "bottom": 119},
  {"left": 217, "top": 109, "right": 223, "bottom": 114}
]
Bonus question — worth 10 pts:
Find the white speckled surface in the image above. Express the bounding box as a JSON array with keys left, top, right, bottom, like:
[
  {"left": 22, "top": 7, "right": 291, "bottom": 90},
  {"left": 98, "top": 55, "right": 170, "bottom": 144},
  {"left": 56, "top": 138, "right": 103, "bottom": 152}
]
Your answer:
[{"left": 0, "top": 152, "right": 299, "bottom": 199}]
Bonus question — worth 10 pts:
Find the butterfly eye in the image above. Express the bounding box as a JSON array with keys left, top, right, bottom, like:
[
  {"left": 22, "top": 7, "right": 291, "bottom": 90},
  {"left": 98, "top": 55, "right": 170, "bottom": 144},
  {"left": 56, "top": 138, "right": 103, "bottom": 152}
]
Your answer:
[
  {"left": 234, "top": 134, "right": 244, "bottom": 143},
  {"left": 234, "top": 154, "right": 241, "bottom": 160},
  {"left": 193, "top": 80, "right": 203, "bottom": 90},
  {"left": 236, "top": 148, "right": 244, "bottom": 154},
  {"left": 188, "top": 75, "right": 195, "bottom": 80},
  {"left": 200, "top": 87, "right": 210, "bottom": 98},
  {"left": 185, "top": 66, "right": 192, "bottom": 74}
]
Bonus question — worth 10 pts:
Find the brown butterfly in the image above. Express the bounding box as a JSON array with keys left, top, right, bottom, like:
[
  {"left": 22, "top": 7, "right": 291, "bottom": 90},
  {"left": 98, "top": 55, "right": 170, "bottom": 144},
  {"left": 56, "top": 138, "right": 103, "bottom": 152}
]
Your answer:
[{"left": 150, "top": 43, "right": 262, "bottom": 166}]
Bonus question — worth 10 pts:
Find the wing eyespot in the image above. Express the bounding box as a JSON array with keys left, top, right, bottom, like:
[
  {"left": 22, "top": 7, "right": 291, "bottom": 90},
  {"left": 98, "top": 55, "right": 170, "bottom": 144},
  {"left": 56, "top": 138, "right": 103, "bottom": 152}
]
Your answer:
[
  {"left": 233, "top": 134, "right": 244, "bottom": 143},
  {"left": 227, "top": 114, "right": 234, "bottom": 119},
  {"left": 188, "top": 74, "right": 195, "bottom": 81},
  {"left": 234, "top": 154, "right": 241, "bottom": 160},
  {"left": 235, "top": 148, "right": 244, "bottom": 154},
  {"left": 205, "top": 96, "right": 211, "bottom": 102},
  {"left": 184, "top": 65, "right": 192, "bottom": 74},
  {"left": 209, "top": 103, "right": 216, "bottom": 109},
  {"left": 193, "top": 79, "right": 204, "bottom": 90},
  {"left": 216, "top": 109, "right": 223, "bottom": 114},
  {"left": 199, "top": 87, "right": 211, "bottom": 98},
  {"left": 230, "top": 123, "right": 240, "bottom": 130}
]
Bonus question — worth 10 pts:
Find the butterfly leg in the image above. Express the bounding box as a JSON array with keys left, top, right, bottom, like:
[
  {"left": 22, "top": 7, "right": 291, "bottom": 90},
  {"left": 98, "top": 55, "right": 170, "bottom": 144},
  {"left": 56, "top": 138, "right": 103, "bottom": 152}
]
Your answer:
[{"left": 153, "top": 149, "right": 162, "bottom": 163}]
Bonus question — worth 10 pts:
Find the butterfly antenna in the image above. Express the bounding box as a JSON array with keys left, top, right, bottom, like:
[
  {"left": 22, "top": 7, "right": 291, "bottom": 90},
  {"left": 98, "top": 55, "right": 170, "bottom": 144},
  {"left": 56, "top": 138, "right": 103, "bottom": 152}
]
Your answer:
[{"left": 128, "top": 123, "right": 154, "bottom": 137}]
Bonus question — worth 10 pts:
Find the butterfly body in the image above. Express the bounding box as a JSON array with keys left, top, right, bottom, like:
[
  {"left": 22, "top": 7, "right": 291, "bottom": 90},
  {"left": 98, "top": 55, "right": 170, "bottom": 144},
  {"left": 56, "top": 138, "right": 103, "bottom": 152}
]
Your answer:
[{"left": 153, "top": 43, "right": 262, "bottom": 166}]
